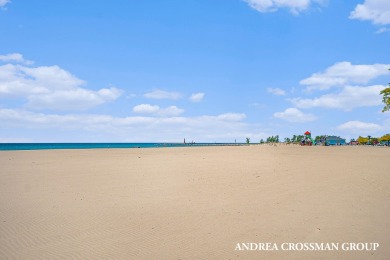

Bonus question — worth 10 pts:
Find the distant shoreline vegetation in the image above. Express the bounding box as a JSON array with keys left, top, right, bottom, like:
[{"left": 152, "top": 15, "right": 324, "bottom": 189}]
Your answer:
[{"left": 254, "top": 133, "right": 390, "bottom": 146}]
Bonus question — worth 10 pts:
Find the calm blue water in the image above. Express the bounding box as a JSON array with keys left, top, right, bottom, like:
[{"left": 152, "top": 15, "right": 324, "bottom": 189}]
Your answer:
[{"left": 0, "top": 143, "right": 241, "bottom": 151}]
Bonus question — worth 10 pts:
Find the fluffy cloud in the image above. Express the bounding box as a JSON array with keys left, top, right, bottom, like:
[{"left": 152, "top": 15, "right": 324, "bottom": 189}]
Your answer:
[
  {"left": 267, "top": 87, "right": 286, "bottom": 96},
  {"left": 349, "top": 0, "right": 390, "bottom": 25},
  {"left": 0, "top": 53, "right": 33, "bottom": 65},
  {"left": 337, "top": 120, "right": 383, "bottom": 134},
  {"left": 189, "top": 92, "right": 205, "bottom": 102},
  {"left": 0, "top": 55, "right": 122, "bottom": 110},
  {"left": 300, "top": 62, "right": 390, "bottom": 91},
  {"left": 144, "top": 89, "right": 181, "bottom": 100},
  {"left": 0, "top": 64, "right": 86, "bottom": 96},
  {"left": 158, "top": 106, "right": 184, "bottom": 116},
  {"left": 133, "top": 104, "right": 160, "bottom": 114},
  {"left": 291, "top": 85, "right": 385, "bottom": 111},
  {"left": 26, "top": 87, "right": 122, "bottom": 110},
  {"left": 244, "top": 0, "right": 325, "bottom": 14},
  {"left": 274, "top": 108, "right": 317, "bottom": 122},
  {"left": 0, "top": 0, "right": 10, "bottom": 8},
  {"left": 133, "top": 104, "right": 184, "bottom": 116}
]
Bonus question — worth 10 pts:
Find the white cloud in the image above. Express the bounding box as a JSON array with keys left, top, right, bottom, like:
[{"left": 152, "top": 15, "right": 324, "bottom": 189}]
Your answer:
[
  {"left": 291, "top": 85, "right": 385, "bottom": 111},
  {"left": 274, "top": 107, "right": 317, "bottom": 122},
  {"left": 300, "top": 62, "right": 390, "bottom": 91},
  {"left": 158, "top": 106, "right": 184, "bottom": 116},
  {"left": 133, "top": 104, "right": 184, "bottom": 116},
  {"left": 0, "top": 0, "right": 10, "bottom": 8},
  {"left": 189, "top": 92, "right": 205, "bottom": 102},
  {"left": 0, "top": 53, "right": 33, "bottom": 65},
  {"left": 26, "top": 87, "right": 121, "bottom": 110},
  {"left": 214, "top": 113, "right": 246, "bottom": 121},
  {"left": 337, "top": 120, "right": 383, "bottom": 134},
  {"left": 21, "top": 65, "right": 85, "bottom": 90},
  {"left": 267, "top": 87, "right": 286, "bottom": 96},
  {"left": 0, "top": 62, "right": 122, "bottom": 110},
  {"left": 133, "top": 104, "right": 160, "bottom": 114},
  {"left": 244, "top": 0, "right": 326, "bottom": 14},
  {"left": 0, "top": 108, "right": 123, "bottom": 129},
  {"left": 144, "top": 89, "right": 181, "bottom": 100},
  {"left": 0, "top": 108, "right": 258, "bottom": 142},
  {"left": 350, "top": 0, "right": 390, "bottom": 25}
]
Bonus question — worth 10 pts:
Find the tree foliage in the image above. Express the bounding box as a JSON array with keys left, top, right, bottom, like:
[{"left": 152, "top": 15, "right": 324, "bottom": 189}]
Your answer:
[
  {"left": 284, "top": 134, "right": 305, "bottom": 143},
  {"left": 380, "top": 68, "right": 390, "bottom": 112},
  {"left": 296, "top": 135, "right": 304, "bottom": 142},
  {"left": 356, "top": 134, "right": 390, "bottom": 145},
  {"left": 380, "top": 134, "right": 390, "bottom": 142},
  {"left": 315, "top": 135, "right": 326, "bottom": 142},
  {"left": 266, "top": 135, "right": 279, "bottom": 143},
  {"left": 357, "top": 136, "right": 368, "bottom": 144},
  {"left": 291, "top": 135, "right": 297, "bottom": 143},
  {"left": 381, "top": 87, "right": 390, "bottom": 112}
]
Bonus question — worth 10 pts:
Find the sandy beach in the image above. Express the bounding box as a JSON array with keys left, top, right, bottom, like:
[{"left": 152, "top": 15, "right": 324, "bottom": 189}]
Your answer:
[{"left": 0, "top": 145, "right": 389, "bottom": 259}]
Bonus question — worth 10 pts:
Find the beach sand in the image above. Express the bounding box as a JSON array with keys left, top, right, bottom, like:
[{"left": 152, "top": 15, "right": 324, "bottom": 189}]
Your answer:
[{"left": 0, "top": 145, "right": 389, "bottom": 259}]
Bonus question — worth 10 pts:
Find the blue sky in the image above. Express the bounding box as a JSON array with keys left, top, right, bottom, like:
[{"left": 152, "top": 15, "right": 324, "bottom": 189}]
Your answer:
[{"left": 0, "top": 0, "right": 389, "bottom": 142}]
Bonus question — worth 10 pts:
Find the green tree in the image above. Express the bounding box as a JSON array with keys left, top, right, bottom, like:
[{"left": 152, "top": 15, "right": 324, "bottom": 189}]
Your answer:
[
  {"left": 380, "top": 134, "right": 390, "bottom": 145},
  {"left": 380, "top": 69, "right": 390, "bottom": 112},
  {"left": 265, "top": 135, "right": 279, "bottom": 143},
  {"left": 357, "top": 136, "right": 368, "bottom": 145},
  {"left": 246, "top": 137, "right": 250, "bottom": 144},
  {"left": 291, "top": 135, "right": 297, "bottom": 143},
  {"left": 315, "top": 135, "right": 326, "bottom": 143}
]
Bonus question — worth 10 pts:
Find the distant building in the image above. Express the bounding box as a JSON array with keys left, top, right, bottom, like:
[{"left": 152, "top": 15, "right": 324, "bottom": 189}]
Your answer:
[{"left": 326, "top": 136, "right": 346, "bottom": 145}]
